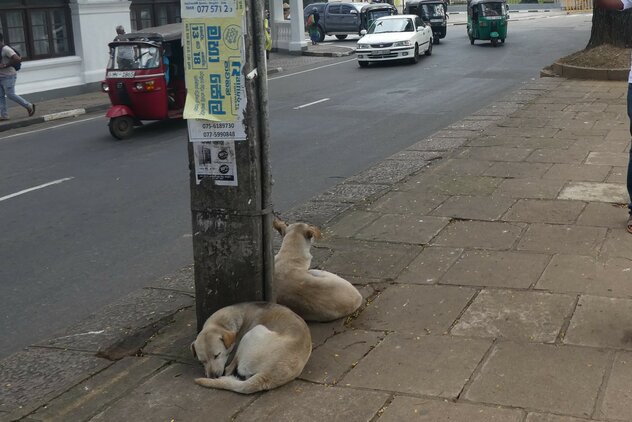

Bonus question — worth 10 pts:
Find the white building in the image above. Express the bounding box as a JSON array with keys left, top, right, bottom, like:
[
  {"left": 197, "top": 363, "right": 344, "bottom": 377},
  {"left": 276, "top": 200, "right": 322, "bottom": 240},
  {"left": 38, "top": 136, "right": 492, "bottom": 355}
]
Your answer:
[
  {"left": 4, "top": 0, "right": 339, "bottom": 96},
  {"left": 3, "top": 0, "right": 181, "bottom": 95}
]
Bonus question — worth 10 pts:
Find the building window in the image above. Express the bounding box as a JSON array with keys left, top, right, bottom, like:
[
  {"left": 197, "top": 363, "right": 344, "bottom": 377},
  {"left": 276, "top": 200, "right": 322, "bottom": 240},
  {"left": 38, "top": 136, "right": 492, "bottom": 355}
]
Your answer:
[
  {"left": 0, "top": 0, "right": 73, "bottom": 61},
  {"left": 130, "top": 1, "right": 181, "bottom": 31}
]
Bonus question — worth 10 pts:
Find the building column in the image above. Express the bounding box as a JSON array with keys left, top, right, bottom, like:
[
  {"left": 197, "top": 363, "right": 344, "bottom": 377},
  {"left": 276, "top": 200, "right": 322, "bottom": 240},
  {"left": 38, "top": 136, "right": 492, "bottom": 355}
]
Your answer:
[
  {"left": 288, "top": 0, "right": 307, "bottom": 52},
  {"left": 69, "top": 0, "right": 132, "bottom": 84}
]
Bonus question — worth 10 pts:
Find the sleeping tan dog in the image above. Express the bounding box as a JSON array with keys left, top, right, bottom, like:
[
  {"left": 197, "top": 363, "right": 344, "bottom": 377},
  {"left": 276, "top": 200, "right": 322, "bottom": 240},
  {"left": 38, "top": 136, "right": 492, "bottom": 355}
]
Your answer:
[
  {"left": 273, "top": 219, "right": 363, "bottom": 322},
  {"left": 191, "top": 302, "right": 311, "bottom": 394}
]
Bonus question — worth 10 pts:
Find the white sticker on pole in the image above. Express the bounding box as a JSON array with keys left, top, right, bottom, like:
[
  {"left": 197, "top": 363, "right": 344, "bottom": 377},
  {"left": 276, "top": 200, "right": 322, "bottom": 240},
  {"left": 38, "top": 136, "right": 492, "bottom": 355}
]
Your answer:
[
  {"left": 193, "top": 140, "right": 238, "bottom": 186},
  {"left": 188, "top": 119, "right": 246, "bottom": 142},
  {"left": 181, "top": 0, "right": 244, "bottom": 19}
]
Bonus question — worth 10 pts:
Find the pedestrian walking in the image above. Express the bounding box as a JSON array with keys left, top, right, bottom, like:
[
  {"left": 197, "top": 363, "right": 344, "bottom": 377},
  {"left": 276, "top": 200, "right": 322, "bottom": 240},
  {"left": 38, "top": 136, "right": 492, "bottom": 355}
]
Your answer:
[
  {"left": 595, "top": 0, "right": 632, "bottom": 233},
  {"left": 306, "top": 7, "right": 321, "bottom": 45},
  {"left": 0, "top": 33, "right": 34, "bottom": 121}
]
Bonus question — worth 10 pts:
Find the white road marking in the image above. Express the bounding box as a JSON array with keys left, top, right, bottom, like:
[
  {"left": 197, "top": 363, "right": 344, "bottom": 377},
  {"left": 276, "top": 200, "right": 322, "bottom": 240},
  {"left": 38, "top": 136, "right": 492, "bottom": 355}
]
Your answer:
[
  {"left": 0, "top": 177, "right": 74, "bottom": 202},
  {"left": 293, "top": 98, "right": 330, "bottom": 110},
  {"left": 0, "top": 115, "right": 103, "bottom": 141},
  {"left": 268, "top": 58, "right": 357, "bottom": 81}
]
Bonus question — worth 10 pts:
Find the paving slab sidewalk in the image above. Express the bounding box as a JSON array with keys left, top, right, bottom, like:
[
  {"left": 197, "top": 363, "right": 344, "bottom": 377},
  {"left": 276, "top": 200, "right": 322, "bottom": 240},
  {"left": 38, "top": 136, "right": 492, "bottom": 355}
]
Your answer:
[{"left": 2, "top": 77, "right": 632, "bottom": 422}]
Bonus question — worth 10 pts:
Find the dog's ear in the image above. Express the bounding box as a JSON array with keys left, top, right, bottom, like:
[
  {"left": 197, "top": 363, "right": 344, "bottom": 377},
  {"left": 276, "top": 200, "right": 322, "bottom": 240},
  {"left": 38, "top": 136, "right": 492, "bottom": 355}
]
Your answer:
[
  {"left": 190, "top": 341, "right": 197, "bottom": 358},
  {"left": 221, "top": 330, "right": 236, "bottom": 348},
  {"left": 273, "top": 219, "right": 287, "bottom": 236},
  {"left": 305, "top": 225, "right": 322, "bottom": 241}
]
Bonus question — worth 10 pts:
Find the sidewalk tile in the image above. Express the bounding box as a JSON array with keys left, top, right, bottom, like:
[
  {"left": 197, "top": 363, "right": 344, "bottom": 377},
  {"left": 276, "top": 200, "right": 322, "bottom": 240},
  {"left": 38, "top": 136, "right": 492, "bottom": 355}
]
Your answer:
[
  {"left": 321, "top": 239, "right": 422, "bottom": 279},
  {"left": 403, "top": 174, "right": 502, "bottom": 196},
  {"left": 235, "top": 381, "right": 388, "bottom": 422},
  {"left": 577, "top": 202, "right": 629, "bottom": 228},
  {"left": 396, "top": 246, "right": 462, "bottom": 284},
  {"left": 367, "top": 191, "right": 447, "bottom": 215},
  {"left": 441, "top": 250, "right": 550, "bottom": 289},
  {"left": 464, "top": 342, "right": 610, "bottom": 417},
  {"left": 431, "top": 158, "right": 493, "bottom": 176},
  {"left": 495, "top": 178, "right": 565, "bottom": 199},
  {"left": 586, "top": 151, "right": 630, "bottom": 167},
  {"left": 543, "top": 164, "right": 611, "bottom": 182},
  {"left": 457, "top": 147, "right": 533, "bottom": 162},
  {"left": 502, "top": 199, "right": 585, "bottom": 224},
  {"left": 483, "top": 126, "right": 560, "bottom": 138},
  {"left": 90, "top": 364, "right": 254, "bottom": 422},
  {"left": 516, "top": 224, "right": 606, "bottom": 255},
  {"left": 564, "top": 296, "right": 632, "bottom": 350},
  {"left": 31, "top": 356, "right": 167, "bottom": 422},
  {"left": 432, "top": 221, "right": 525, "bottom": 250},
  {"left": 604, "top": 128, "right": 630, "bottom": 142},
  {"left": 308, "top": 320, "right": 347, "bottom": 349},
  {"left": 342, "top": 334, "right": 491, "bottom": 398},
  {"left": 600, "top": 228, "right": 632, "bottom": 260},
  {"left": 483, "top": 162, "right": 551, "bottom": 179},
  {"left": 558, "top": 181, "right": 628, "bottom": 203},
  {"left": 354, "top": 214, "right": 450, "bottom": 245},
  {"left": 300, "top": 330, "right": 383, "bottom": 385},
  {"left": 325, "top": 210, "right": 379, "bottom": 238},
  {"left": 430, "top": 195, "right": 515, "bottom": 221},
  {"left": 536, "top": 255, "right": 632, "bottom": 297},
  {"left": 379, "top": 397, "right": 523, "bottom": 422},
  {"left": 452, "top": 290, "right": 575, "bottom": 343},
  {"left": 526, "top": 413, "right": 594, "bottom": 422},
  {"left": 606, "top": 166, "right": 627, "bottom": 183},
  {"left": 469, "top": 135, "right": 574, "bottom": 149},
  {"left": 352, "top": 284, "right": 475, "bottom": 334},
  {"left": 499, "top": 117, "right": 550, "bottom": 128},
  {"left": 597, "top": 351, "right": 632, "bottom": 420},
  {"left": 526, "top": 148, "right": 588, "bottom": 164},
  {"left": 0, "top": 348, "right": 110, "bottom": 415}
]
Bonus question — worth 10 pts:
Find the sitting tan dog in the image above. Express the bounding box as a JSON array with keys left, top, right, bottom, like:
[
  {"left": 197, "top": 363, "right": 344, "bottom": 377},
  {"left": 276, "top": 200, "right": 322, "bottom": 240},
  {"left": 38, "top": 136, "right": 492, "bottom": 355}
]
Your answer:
[
  {"left": 273, "top": 219, "right": 363, "bottom": 322},
  {"left": 191, "top": 302, "right": 311, "bottom": 394}
]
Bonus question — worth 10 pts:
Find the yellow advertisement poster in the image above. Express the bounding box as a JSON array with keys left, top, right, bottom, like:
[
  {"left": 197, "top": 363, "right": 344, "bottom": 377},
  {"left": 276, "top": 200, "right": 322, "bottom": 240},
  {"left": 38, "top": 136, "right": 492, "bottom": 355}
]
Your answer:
[{"left": 182, "top": 14, "right": 246, "bottom": 122}]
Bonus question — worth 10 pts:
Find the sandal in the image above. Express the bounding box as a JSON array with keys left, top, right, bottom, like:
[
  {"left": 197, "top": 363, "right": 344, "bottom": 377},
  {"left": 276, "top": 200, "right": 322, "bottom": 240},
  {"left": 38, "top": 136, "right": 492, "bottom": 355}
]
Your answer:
[
  {"left": 28, "top": 104, "right": 35, "bottom": 117},
  {"left": 628, "top": 215, "right": 632, "bottom": 234}
]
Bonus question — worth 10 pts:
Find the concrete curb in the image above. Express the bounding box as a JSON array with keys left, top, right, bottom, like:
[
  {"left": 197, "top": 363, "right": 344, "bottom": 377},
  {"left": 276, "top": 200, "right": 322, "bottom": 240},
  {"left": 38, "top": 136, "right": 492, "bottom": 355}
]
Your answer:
[
  {"left": 547, "top": 61, "right": 628, "bottom": 81},
  {"left": 0, "top": 103, "right": 110, "bottom": 133},
  {"left": 303, "top": 50, "right": 355, "bottom": 57}
]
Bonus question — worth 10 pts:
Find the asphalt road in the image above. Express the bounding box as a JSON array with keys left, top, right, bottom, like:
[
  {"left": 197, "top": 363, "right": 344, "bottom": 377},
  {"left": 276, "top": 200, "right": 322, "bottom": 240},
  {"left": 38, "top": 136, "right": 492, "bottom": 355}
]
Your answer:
[{"left": 0, "top": 13, "right": 592, "bottom": 359}]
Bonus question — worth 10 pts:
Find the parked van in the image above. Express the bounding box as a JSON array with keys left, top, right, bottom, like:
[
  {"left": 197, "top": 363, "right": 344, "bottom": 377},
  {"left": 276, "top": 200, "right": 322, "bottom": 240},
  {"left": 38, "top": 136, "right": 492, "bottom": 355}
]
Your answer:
[{"left": 303, "top": 2, "right": 398, "bottom": 42}]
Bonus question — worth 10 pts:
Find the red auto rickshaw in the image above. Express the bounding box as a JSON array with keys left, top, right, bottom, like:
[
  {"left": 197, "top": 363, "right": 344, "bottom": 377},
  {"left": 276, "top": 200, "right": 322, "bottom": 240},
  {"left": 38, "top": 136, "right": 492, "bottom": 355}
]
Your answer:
[{"left": 102, "top": 23, "right": 186, "bottom": 139}]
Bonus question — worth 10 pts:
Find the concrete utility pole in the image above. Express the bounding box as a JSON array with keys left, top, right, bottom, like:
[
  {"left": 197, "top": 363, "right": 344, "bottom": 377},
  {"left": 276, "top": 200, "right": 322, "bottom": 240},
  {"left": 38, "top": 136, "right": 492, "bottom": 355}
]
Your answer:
[{"left": 184, "top": 0, "right": 274, "bottom": 330}]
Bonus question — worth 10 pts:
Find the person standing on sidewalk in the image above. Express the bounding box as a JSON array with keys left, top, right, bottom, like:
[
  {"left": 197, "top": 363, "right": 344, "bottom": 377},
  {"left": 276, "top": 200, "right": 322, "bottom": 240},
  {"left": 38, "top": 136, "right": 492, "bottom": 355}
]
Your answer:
[
  {"left": 307, "top": 8, "right": 321, "bottom": 45},
  {"left": 595, "top": 0, "right": 632, "bottom": 233},
  {"left": 0, "top": 33, "right": 35, "bottom": 121}
]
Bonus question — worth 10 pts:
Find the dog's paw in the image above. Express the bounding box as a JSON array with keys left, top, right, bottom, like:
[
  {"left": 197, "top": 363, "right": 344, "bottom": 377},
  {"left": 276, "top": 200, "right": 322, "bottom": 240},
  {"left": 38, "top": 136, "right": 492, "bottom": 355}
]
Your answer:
[{"left": 194, "top": 377, "right": 210, "bottom": 386}]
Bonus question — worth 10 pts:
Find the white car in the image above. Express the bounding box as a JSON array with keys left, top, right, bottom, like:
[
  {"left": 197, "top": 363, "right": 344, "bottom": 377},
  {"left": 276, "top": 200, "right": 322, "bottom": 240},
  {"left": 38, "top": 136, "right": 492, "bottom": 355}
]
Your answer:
[{"left": 356, "top": 15, "right": 433, "bottom": 67}]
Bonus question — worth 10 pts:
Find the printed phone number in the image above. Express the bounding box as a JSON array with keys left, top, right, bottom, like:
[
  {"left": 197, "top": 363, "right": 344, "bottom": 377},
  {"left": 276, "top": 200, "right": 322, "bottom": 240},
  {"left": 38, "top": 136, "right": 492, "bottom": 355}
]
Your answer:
[
  {"left": 197, "top": 4, "right": 233, "bottom": 13},
  {"left": 203, "top": 131, "right": 236, "bottom": 138},
  {"left": 201, "top": 122, "right": 235, "bottom": 129}
]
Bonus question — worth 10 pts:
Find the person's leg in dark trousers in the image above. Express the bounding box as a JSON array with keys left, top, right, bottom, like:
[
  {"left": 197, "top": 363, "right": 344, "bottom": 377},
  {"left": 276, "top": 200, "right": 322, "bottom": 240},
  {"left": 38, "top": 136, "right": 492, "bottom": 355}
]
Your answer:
[{"left": 627, "top": 84, "right": 632, "bottom": 231}]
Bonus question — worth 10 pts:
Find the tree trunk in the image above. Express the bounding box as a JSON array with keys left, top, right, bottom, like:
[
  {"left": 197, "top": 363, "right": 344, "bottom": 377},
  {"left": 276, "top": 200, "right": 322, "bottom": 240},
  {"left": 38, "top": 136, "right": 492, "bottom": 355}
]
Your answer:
[{"left": 587, "top": 5, "right": 632, "bottom": 48}]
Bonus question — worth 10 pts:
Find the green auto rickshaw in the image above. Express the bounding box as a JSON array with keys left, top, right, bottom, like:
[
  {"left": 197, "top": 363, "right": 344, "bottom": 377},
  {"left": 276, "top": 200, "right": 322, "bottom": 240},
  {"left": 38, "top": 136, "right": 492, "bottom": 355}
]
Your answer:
[{"left": 467, "top": 0, "right": 508, "bottom": 47}]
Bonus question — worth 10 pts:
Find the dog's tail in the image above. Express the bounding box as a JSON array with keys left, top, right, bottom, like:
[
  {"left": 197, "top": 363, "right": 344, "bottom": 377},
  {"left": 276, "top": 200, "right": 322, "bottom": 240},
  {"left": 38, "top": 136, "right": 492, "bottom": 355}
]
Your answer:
[{"left": 195, "top": 373, "right": 272, "bottom": 394}]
